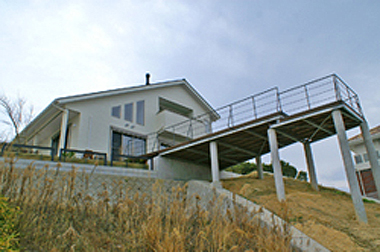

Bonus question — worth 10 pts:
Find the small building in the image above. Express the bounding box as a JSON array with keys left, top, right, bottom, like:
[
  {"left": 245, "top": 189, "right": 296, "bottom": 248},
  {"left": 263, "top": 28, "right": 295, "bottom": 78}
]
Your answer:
[
  {"left": 17, "top": 76, "right": 218, "bottom": 163},
  {"left": 349, "top": 125, "right": 380, "bottom": 199}
]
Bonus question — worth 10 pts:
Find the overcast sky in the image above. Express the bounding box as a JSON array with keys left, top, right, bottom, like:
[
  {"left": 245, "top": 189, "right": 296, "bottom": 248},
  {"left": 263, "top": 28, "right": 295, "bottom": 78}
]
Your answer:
[{"left": 1, "top": 0, "right": 380, "bottom": 191}]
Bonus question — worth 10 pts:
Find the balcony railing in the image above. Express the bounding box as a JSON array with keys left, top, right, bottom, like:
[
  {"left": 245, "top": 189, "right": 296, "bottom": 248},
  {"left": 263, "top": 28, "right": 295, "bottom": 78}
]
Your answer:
[{"left": 146, "top": 74, "right": 362, "bottom": 153}]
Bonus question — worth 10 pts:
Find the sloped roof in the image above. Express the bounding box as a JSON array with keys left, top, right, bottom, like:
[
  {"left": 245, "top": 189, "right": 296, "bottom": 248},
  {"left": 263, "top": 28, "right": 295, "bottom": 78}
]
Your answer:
[
  {"left": 348, "top": 124, "right": 380, "bottom": 142},
  {"left": 54, "top": 79, "right": 214, "bottom": 114},
  {"left": 19, "top": 78, "right": 218, "bottom": 141}
]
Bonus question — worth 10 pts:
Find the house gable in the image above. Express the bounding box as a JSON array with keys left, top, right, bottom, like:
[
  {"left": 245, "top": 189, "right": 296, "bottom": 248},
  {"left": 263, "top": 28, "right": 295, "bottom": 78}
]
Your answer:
[{"left": 18, "top": 78, "right": 217, "bottom": 158}]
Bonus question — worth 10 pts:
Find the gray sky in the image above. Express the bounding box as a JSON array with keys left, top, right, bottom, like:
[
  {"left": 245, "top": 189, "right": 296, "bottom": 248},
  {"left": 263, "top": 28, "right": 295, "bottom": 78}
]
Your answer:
[{"left": 1, "top": 0, "right": 380, "bottom": 191}]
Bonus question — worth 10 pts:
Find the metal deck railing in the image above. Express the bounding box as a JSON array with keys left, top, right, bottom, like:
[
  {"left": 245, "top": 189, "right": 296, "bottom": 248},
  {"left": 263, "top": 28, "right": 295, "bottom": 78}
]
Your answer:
[{"left": 145, "top": 74, "right": 362, "bottom": 154}]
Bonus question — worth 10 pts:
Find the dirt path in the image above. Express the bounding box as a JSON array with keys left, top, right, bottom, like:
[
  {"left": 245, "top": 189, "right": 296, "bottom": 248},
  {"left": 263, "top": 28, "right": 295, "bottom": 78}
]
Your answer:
[{"left": 222, "top": 173, "right": 380, "bottom": 252}]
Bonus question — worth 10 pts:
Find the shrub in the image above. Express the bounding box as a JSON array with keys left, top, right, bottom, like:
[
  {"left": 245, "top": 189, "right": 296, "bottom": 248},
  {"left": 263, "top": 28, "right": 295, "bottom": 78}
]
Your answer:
[{"left": 0, "top": 196, "right": 20, "bottom": 251}]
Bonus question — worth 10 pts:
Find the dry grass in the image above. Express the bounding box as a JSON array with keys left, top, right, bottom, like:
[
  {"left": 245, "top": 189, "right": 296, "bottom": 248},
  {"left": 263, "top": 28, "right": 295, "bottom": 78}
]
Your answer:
[
  {"left": 223, "top": 172, "right": 380, "bottom": 252},
  {"left": 0, "top": 156, "right": 292, "bottom": 252}
]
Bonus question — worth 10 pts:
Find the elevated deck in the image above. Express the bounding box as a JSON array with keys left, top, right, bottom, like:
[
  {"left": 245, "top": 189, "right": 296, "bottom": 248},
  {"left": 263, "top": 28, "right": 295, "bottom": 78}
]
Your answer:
[{"left": 145, "top": 74, "right": 363, "bottom": 170}]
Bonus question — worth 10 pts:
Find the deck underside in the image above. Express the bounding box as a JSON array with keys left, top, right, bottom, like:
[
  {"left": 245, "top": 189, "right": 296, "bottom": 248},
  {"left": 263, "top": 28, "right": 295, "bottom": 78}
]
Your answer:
[{"left": 153, "top": 101, "right": 362, "bottom": 170}]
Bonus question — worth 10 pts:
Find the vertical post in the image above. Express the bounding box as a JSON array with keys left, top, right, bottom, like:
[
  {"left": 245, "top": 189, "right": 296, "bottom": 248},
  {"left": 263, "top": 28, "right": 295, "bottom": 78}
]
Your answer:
[
  {"left": 149, "top": 158, "right": 154, "bottom": 171},
  {"left": 276, "top": 88, "right": 282, "bottom": 112},
  {"left": 303, "top": 142, "right": 319, "bottom": 191},
  {"left": 333, "top": 75, "right": 342, "bottom": 101},
  {"left": 153, "top": 133, "right": 159, "bottom": 152},
  {"left": 208, "top": 114, "right": 213, "bottom": 133},
  {"left": 228, "top": 105, "right": 234, "bottom": 127},
  {"left": 58, "top": 109, "right": 69, "bottom": 156},
  {"left": 210, "top": 141, "right": 220, "bottom": 185},
  {"left": 332, "top": 110, "right": 368, "bottom": 223},
  {"left": 187, "top": 119, "right": 193, "bottom": 139},
  {"left": 355, "top": 96, "right": 363, "bottom": 117},
  {"left": 304, "top": 86, "right": 311, "bottom": 110},
  {"left": 360, "top": 120, "right": 380, "bottom": 199},
  {"left": 346, "top": 86, "right": 354, "bottom": 107},
  {"left": 252, "top": 96, "right": 257, "bottom": 119},
  {"left": 172, "top": 126, "right": 175, "bottom": 146},
  {"left": 267, "top": 128, "right": 286, "bottom": 201},
  {"left": 256, "top": 155, "right": 264, "bottom": 179}
]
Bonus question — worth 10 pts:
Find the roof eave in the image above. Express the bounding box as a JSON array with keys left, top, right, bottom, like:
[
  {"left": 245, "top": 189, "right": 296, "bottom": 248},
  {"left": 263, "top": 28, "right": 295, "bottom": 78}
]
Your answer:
[
  {"left": 17, "top": 101, "right": 62, "bottom": 140},
  {"left": 55, "top": 79, "right": 219, "bottom": 120}
]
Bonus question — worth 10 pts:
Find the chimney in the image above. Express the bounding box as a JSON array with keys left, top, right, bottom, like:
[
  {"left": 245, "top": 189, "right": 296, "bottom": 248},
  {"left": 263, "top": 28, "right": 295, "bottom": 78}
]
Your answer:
[{"left": 145, "top": 73, "right": 150, "bottom": 85}]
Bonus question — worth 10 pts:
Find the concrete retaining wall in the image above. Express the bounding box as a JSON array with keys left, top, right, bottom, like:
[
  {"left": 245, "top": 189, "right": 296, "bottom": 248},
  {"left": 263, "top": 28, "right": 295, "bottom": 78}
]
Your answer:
[
  {"left": 153, "top": 155, "right": 212, "bottom": 180},
  {"left": 186, "top": 180, "right": 330, "bottom": 252},
  {"left": 0, "top": 157, "right": 185, "bottom": 200}
]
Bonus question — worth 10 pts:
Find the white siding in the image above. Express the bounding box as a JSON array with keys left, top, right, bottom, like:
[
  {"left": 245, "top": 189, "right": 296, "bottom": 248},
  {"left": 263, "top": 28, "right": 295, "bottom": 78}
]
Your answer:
[{"left": 62, "top": 84, "right": 211, "bottom": 156}]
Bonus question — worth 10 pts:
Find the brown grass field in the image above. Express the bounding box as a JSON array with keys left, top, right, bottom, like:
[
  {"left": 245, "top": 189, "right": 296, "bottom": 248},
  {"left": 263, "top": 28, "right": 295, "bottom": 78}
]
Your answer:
[
  {"left": 222, "top": 172, "right": 380, "bottom": 252},
  {"left": 0, "top": 156, "right": 293, "bottom": 252}
]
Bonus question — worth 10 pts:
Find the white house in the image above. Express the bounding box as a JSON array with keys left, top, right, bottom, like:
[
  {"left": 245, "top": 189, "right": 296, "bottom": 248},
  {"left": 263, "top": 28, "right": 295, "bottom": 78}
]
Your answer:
[
  {"left": 349, "top": 125, "right": 380, "bottom": 199},
  {"left": 18, "top": 76, "right": 218, "bottom": 163}
]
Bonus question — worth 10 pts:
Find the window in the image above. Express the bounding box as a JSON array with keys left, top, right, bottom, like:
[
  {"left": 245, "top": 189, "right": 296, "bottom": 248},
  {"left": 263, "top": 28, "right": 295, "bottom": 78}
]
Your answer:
[
  {"left": 364, "top": 153, "right": 369, "bottom": 162},
  {"left": 136, "top": 100, "right": 145, "bottom": 125},
  {"left": 124, "top": 103, "right": 133, "bottom": 122},
  {"left": 111, "top": 106, "right": 121, "bottom": 118},
  {"left": 122, "top": 134, "right": 146, "bottom": 156},
  {"left": 354, "top": 155, "right": 363, "bottom": 164},
  {"left": 112, "top": 131, "right": 146, "bottom": 159}
]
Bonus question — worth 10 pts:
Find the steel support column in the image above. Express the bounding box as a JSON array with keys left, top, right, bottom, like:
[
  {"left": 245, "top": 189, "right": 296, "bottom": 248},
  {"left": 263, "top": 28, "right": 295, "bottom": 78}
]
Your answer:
[
  {"left": 268, "top": 128, "right": 286, "bottom": 201},
  {"left": 303, "top": 142, "right": 319, "bottom": 191},
  {"left": 332, "top": 110, "right": 368, "bottom": 223},
  {"left": 360, "top": 120, "right": 380, "bottom": 199},
  {"left": 210, "top": 141, "right": 220, "bottom": 183},
  {"left": 256, "top": 155, "right": 264, "bottom": 179}
]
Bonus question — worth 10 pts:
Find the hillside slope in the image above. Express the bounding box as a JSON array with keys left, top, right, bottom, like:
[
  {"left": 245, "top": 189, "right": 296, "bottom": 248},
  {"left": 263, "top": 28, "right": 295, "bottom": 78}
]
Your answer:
[{"left": 222, "top": 173, "right": 380, "bottom": 252}]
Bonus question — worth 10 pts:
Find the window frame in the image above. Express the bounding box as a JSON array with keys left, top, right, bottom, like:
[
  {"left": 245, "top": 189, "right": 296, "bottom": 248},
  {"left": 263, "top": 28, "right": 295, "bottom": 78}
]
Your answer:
[
  {"left": 136, "top": 100, "right": 145, "bottom": 126},
  {"left": 354, "top": 154, "right": 363, "bottom": 164},
  {"left": 111, "top": 105, "right": 121, "bottom": 118},
  {"left": 124, "top": 103, "right": 133, "bottom": 122}
]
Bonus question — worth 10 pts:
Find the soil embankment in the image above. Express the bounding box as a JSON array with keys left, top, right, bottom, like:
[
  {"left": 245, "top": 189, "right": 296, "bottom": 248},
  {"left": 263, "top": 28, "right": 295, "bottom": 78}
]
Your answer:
[{"left": 223, "top": 173, "right": 380, "bottom": 252}]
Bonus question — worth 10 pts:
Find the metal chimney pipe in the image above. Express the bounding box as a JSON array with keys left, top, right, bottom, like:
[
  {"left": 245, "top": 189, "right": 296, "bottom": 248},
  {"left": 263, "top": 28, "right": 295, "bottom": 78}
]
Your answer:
[{"left": 146, "top": 73, "right": 150, "bottom": 85}]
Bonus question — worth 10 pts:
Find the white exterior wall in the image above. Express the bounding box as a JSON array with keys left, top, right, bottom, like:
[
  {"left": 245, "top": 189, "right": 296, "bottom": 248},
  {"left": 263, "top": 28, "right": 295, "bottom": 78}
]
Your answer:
[
  {"left": 154, "top": 155, "right": 212, "bottom": 180},
  {"left": 62, "top": 84, "right": 211, "bottom": 156},
  {"left": 67, "top": 115, "right": 81, "bottom": 149},
  {"left": 350, "top": 137, "right": 380, "bottom": 171}
]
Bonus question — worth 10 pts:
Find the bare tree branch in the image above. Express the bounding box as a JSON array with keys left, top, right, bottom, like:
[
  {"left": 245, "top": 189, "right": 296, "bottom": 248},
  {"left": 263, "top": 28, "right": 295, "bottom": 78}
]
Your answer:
[{"left": 0, "top": 94, "right": 34, "bottom": 141}]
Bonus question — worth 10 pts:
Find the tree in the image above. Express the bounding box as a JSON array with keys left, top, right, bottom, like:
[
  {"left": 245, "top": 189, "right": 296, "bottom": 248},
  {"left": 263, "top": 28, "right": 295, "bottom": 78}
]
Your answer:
[
  {"left": 296, "top": 171, "right": 308, "bottom": 181},
  {"left": 227, "top": 160, "right": 298, "bottom": 178},
  {"left": 0, "top": 94, "right": 34, "bottom": 141},
  {"left": 226, "top": 162, "right": 257, "bottom": 174}
]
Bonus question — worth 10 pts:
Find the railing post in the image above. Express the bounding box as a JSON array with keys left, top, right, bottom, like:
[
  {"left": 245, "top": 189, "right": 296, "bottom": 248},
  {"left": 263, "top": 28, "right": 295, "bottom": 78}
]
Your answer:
[
  {"left": 304, "top": 85, "right": 311, "bottom": 109},
  {"left": 172, "top": 126, "right": 176, "bottom": 146},
  {"left": 355, "top": 96, "right": 363, "bottom": 116},
  {"left": 333, "top": 75, "right": 342, "bottom": 101},
  {"left": 156, "top": 133, "right": 160, "bottom": 151},
  {"left": 276, "top": 88, "right": 282, "bottom": 112},
  {"left": 252, "top": 96, "right": 257, "bottom": 119},
  {"left": 187, "top": 119, "right": 193, "bottom": 139},
  {"left": 346, "top": 86, "right": 354, "bottom": 107},
  {"left": 228, "top": 105, "right": 234, "bottom": 127}
]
